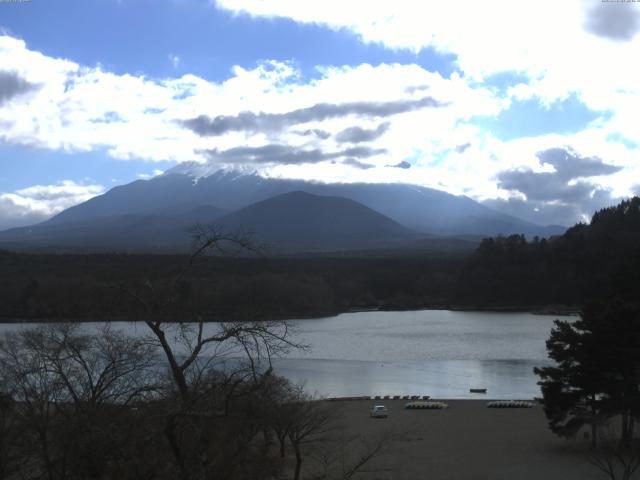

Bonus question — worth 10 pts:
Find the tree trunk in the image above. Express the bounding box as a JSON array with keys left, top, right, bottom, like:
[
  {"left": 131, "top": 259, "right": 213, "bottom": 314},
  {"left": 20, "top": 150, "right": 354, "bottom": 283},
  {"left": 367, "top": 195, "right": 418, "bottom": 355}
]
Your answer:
[
  {"left": 621, "top": 411, "right": 632, "bottom": 448},
  {"left": 146, "top": 322, "right": 191, "bottom": 404},
  {"left": 262, "top": 428, "right": 272, "bottom": 453},
  {"left": 293, "top": 445, "right": 302, "bottom": 480},
  {"left": 279, "top": 440, "right": 286, "bottom": 458},
  {"left": 591, "top": 399, "right": 598, "bottom": 449},
  {"left": 163, "top": 415, "right": 189, "bottom": 480}
]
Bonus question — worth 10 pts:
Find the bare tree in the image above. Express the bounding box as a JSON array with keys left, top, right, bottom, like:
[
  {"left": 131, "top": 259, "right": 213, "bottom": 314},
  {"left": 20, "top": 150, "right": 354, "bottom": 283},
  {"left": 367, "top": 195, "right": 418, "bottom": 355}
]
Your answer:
[
  {"left": 0, "top": 324, "right": 160, "bottom": 480},
  {"left": 311, "top": 429, "right": 403, "bottom": 480},
  {"left": 0, "top": 328, "right": 70, "bottom": 480},
  {"left": 271, "top": 387, "right": 338, "bottom": 480},
  {"left": 117, "top": 224, "right": 300, "bottom": 404},
  {"left": 0, "top": 392, "right": 22, "bottom": 480},
  {"left": 113, "top": 225, "right": 305, "bottom": 480}
]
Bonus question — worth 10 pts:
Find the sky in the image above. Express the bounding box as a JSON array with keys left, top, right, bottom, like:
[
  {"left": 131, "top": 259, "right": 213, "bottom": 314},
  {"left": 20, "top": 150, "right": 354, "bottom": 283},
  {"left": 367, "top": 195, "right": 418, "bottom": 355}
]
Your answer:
[{"left": 0, "top": 0, "right": 639, "bottom": 230}]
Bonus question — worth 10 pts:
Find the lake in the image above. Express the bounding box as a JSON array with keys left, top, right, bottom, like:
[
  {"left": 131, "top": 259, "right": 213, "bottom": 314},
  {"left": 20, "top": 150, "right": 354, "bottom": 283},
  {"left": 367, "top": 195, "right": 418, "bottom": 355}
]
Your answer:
[
  {"left": 0, "top": 310, "right": 567, "bottom": 399},
  {"left": 273, "top": 310, "right": 564, "bottom": 399}
]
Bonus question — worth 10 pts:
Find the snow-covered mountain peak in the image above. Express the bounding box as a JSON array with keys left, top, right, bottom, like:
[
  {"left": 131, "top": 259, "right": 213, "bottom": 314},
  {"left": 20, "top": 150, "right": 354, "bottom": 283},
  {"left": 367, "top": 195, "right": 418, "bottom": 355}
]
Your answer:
[{"left": 164, "top": 162, "right": 261, "bottom": 183}]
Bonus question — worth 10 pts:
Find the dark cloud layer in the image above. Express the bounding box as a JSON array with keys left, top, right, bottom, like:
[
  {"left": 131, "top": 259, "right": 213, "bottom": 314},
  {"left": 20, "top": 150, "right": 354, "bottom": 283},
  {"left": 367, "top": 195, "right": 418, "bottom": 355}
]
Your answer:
[
  {"left": 387, "top": 160, "right": 411, "bottom": 169},
  {"left": 497, "top": 148, "right": 621, "bottom": 203},
  {"left": 342, "top": 158, "right": 375, "bottom": 170},
  {"left": 201, "top": 144, "right": 386, "bottom": 165},
  {"left": 0, "top": 70, "right": 39, "bottom": 105},
  {"left": 295, "top": 128, "right": 331, "bottom": 139},
  {"left": 488, "top": 148, "right": 622, "bottom": 226},
  {"left": 183, "top": 96, "right": 445, "bottom": 136},
  {"left": 584, "top": 2, "right": 640, "bottom": 41},
  {"left": 335, "top": 122, "right": 390, "bottom": 143},
  {"left": 404, "top": 85, "right": 429, "bottom": 94}
]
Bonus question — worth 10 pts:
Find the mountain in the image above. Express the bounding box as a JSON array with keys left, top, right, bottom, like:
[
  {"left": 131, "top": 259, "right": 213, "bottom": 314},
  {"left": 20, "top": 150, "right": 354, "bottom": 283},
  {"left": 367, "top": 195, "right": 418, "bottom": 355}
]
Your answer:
[
  {"left": 0, "top": 166, "right": 565, "bottom": 252},
  {"left": 0, "top": 205, "right": 225, "bottom": 252},
  {"left": 215, "top": 191, "right": 420, "bottom": 251},
  {"left": 44, "top": 166, "right": 564, "bottom": 236}
]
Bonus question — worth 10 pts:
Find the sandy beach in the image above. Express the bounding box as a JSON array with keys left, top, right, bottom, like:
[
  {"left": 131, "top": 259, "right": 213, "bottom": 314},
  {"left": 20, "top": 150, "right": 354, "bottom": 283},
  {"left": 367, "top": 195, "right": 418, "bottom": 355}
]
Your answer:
[{"left": 319, "top": 399, "right": 601, "bottom": 480}]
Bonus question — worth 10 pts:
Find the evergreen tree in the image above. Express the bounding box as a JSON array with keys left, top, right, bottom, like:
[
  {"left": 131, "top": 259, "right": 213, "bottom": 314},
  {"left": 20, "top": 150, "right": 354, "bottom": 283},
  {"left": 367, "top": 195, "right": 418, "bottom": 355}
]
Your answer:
[{"left": 535, "top": 301, "right": 640, "bottom": 447}]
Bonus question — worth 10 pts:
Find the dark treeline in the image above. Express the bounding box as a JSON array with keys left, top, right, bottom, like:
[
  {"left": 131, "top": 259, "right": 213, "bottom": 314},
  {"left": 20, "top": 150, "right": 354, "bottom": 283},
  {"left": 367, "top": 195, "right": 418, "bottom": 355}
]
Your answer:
[
  {"left": 0, "top": 250, "right": 463, "bottom": 322},
  {"left": 2, "top": 196, "right": 639, "bottom": 321},
  {"left": 455, "top": 197, "right": 640, "bottom": 309}
]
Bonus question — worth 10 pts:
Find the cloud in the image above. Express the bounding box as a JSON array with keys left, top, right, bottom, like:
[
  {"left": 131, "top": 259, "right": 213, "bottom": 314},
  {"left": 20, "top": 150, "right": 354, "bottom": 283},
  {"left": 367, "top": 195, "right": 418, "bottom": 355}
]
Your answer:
[
  {"left": 455, "top": 142, "right": 471, "bottom": 154},
  {"left": 405, "top": 85, "right": 429, "bottom": 94},
  {"left": 496, "top": 148, "right": 621, "bottom": 202},
  {"left": 213, "top": 1, "right": 640, "bottom": 146},
  {"left": 342, "top": 158, "right": 375, "bottom": 170},
  {"left": 335, "top": 122, "right": 390, "bottom": 143},
  {"left": 202, "top": 144, "right": 386, "bottom": 166},
  {"left": 584, "top": 2, "right": 640, "bottom": 42},
  {"left": 294, "top": 128, "right": 331, "bottom": 139},
  {"left": 137, "top": 169, "right": 164, "bottom": 180},
  {"left": 537, "top": 147, "right": 622, "bottom": 179},
  {"left": 0, "top": 33, "right": 506, "bottom": 173},
  {"left": 482, "top": 193, "right": 616, "bottom": 227},
  {"left": 387, "top": 160, "right": 411, "bottom": 169},
  {"left": 0, "top": 181, "right": 104, "bottom": 230},
  {"left": 487, "top": 148, "right": 623, "bottom": 225},
  {"left": 182, "top": 97, "right": 444, "bottom": 137},
  {"left": 0, "top": 70, "right": 39, "bottom": 105}
]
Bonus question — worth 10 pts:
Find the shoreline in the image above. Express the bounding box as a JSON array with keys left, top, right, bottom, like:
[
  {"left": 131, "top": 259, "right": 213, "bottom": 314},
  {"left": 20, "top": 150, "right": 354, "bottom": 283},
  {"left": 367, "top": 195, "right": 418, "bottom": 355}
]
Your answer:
[{"left": 0, "top": 304, "right": 580, "bottom": 324}]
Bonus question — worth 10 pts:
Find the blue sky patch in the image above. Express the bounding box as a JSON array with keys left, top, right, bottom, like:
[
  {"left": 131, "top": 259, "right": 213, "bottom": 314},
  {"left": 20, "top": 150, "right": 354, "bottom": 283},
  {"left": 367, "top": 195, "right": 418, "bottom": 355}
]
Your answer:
[
  {"left": 469, "top": 95, "right": 610, "bottom": 141},
  {"left": 2, "top": 0, "right": 457, "bottom": 81},
  {"left": 479, "top": 72, "right": 532, "bottom": 93},
  {"left": 606, "top": 132, "right": 638, "bottom": 149},
  {"left": 0, "top": 145, "right": 173, "bottom": 192}
]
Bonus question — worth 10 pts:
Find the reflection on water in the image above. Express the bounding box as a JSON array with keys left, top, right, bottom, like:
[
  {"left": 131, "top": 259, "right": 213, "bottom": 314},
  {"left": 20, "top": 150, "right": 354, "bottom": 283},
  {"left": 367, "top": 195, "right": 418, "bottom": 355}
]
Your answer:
[
  {"left": 278, "top": 309, "right": 565, "bottom": 399},
  {"left": 0, "top": 310, "right": 568, "bottom": 399},
  {"left": 272, "top": 358, "right": 551, "bottom": 399}
]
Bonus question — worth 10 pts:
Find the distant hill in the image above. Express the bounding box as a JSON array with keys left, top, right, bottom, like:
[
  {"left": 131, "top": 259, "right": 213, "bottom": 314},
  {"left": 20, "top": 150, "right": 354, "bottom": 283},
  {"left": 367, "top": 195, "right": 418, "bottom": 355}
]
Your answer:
[
  {"left": 454, "top": 197, "right": 640, "bottom": 307},
  {"left": 0, "top": 192, "right": 423, "bottom": 252},
  {"left": 0, "top": 205, "right": 225, "bottom": 252},
  {"left": 0, "top": 166, "right": 565, "bottom": 252},
  {"left": 216, "top": 191, "right": 421, "bottom": 251},
  {"left": 44, "top": 167, "right": 562, "bottom": 237}
]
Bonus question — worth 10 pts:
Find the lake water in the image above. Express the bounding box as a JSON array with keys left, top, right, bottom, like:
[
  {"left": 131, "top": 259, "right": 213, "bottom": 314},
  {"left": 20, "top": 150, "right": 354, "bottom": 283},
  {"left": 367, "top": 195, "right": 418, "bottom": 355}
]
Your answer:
[
  {"left": 0, "top": 310, "right": 567, "bottom": 399},
  {"left": 273, "top": 310, "right": 564, "bottom": 399}
]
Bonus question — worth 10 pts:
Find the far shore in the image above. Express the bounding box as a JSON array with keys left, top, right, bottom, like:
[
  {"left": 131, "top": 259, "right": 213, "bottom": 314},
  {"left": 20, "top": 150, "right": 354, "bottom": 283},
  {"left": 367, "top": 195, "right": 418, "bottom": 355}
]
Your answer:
[
  {"left": 315, "top": 399, "right": 597, "bottom": 480},
  {"left": 0, "top": 304, "right": 580, "bottom": 324}
]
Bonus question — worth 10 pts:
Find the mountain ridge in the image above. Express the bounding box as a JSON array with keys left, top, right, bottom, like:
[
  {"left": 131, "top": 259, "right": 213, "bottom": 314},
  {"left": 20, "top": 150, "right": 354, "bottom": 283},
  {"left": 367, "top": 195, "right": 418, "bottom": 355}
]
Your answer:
[
  {"left": 43, "top": 168, "right": 564, "bottom": 236},
  {"left": 0, "top": 168, "right": 566, "bottom": 252}
]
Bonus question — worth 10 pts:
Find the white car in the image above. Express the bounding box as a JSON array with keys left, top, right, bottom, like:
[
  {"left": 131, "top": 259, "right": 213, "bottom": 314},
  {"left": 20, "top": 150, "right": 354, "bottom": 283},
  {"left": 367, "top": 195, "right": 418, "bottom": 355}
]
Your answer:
[{"left": 370, "top": 405, "right": 388, "bottom": 418}]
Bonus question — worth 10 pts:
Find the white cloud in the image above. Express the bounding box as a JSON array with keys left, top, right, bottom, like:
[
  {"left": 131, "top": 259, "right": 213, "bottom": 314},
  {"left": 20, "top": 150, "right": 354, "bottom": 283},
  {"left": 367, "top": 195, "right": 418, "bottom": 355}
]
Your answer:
[
  {"left": 0, "top": 33, "right": 506, "bottom": 169},
  {"left": 137, "top": 169, "right": 164, "bottom": 180},
  {"left": 213, "top": 0, "right": 640, "bottom": 140},
  {"left": 0, "top": 180, "right": 104, "bottom": 230}
]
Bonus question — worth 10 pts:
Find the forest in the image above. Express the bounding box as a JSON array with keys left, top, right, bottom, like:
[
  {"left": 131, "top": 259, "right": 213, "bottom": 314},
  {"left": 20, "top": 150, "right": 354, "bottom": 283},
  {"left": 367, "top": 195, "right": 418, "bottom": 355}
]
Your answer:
[
  {"left": 455, "top": 197, "right": 640, "bottom": 308},
  {"left": 0, "top": 197, "right": 638, "bottom": 322}
]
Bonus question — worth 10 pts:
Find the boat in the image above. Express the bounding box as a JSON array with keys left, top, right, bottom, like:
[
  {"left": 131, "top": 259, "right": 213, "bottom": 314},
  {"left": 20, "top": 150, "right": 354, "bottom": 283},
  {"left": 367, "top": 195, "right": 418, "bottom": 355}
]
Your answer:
[{"left": 470, "top": 388, "right": 487, "bottom": 393}]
